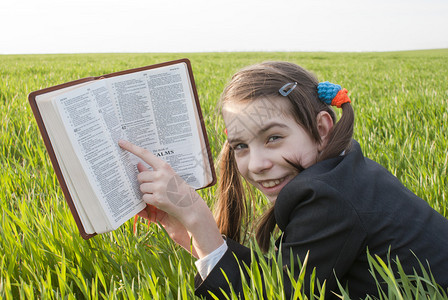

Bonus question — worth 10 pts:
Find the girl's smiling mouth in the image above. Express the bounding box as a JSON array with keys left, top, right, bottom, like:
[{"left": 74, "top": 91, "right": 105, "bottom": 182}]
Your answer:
[
  {"left": 256, "top": 176, "right": 294, "bottom": 199},
  {"left": 259, "top": 177, "right": 286, "bottom": 188}
]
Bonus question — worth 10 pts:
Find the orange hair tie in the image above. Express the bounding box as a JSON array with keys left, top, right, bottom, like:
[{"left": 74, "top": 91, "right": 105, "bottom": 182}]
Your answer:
[{"left": 331, "top": 88, "right": 351, "bottom": 108}]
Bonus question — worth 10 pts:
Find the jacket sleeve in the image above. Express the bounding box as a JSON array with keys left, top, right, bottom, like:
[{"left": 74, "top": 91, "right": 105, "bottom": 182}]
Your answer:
[
  {"left": 194, "top": 237, "right": 254, "bottom": 299},
  {"left": 275, "top": 177, "right": 368, "bottom": 295}
]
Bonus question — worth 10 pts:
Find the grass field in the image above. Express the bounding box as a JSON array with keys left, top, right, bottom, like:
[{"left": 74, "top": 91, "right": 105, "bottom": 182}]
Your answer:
[{"left": 1, "top": 50, "right": 447, "bottom": 299}]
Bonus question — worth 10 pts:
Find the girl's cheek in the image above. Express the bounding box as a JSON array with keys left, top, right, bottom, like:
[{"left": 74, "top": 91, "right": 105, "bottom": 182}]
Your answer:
[{"left": 235, "top": 158, "right": 248, "bottom": 177}]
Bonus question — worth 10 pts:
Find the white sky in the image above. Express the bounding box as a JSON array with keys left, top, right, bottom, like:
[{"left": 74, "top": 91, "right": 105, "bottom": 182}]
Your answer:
[{"left": 1, "top": 0, "right": 447, "bottom": 54}]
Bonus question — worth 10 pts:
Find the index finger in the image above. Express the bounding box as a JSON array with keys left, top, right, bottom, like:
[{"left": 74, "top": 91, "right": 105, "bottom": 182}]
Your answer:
[{"left": 118, "top": 140, "right": 164, "bottom": 170}]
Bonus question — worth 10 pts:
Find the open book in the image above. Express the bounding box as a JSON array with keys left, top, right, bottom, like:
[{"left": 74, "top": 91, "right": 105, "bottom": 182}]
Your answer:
[{"left": 29, "top": 59, "right": 216, "bottom": 239}]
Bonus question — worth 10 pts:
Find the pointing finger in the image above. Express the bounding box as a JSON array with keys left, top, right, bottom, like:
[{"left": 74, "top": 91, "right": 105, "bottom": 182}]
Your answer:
[{"left": 118, "top": 140, "right": 164, "bottom": 170}]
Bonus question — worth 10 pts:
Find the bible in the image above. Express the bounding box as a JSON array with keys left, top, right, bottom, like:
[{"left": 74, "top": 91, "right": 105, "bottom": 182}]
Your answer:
[{"left": 28, "top": 59, "right": 216, "bottom": 239}]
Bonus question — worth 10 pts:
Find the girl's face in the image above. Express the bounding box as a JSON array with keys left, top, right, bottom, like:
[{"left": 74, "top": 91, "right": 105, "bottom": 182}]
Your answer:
[{"left": 223, "top": 96, "right": 322, "bottom": 202}]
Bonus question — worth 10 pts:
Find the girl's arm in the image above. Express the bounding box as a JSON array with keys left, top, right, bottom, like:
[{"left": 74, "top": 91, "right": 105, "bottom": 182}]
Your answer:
[{"left": 118, "top": 140, "right": 224, "bottom": 259}]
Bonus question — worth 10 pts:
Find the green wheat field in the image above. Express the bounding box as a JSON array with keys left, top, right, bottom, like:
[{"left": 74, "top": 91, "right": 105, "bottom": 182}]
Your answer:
[{"left": 1, "top": 50, "right": 447, "bottom": 299}]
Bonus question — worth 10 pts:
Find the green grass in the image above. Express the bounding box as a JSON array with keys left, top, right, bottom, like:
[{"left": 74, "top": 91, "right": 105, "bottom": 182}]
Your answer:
[{"left": 1, "top": 50, "right": 448, "bottom": 299}]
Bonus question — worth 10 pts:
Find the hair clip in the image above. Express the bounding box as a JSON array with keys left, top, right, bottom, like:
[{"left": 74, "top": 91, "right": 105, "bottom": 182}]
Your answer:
[
  {"left": 317, "top": 81, "right": 351, "bottom": 108},
  {"left": 279, "top": 82, "right": 297, "bottom": 96}
]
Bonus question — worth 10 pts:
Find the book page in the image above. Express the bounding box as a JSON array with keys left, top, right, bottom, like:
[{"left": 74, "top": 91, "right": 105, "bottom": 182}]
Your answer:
[
  {"left": 53, "top": 81, "right": 146, "bottom": 232},
  {"left": 106, "top": 62, "right": 212, "bottom": 189},
  {"left": 35, "top": 82, "right": 107, "bottom": 234}
]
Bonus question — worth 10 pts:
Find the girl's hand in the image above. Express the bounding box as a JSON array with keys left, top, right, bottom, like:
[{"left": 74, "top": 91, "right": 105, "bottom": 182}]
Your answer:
[
  {"left": 137, "top": 204, "right": 199, "bottom": 258},
  {"left": 119, "top": 140, "right": 224, "bottom": 259},
  {"left": 118, "top": 140, "right": 200, "bottom": 224},
  {"left": 136, "top": 162, "right": 199, "bottom": 258}
]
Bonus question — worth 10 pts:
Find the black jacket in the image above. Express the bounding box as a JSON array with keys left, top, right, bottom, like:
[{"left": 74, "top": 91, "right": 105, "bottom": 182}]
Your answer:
[{"left": 195, "top": 141, "right": 448, "bottom": 299}]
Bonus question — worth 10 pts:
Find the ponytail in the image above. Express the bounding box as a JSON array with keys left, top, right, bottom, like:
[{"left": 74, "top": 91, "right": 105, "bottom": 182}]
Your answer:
[
  {"left": 214, "top": 141, "right": 247, "bottom": 243},
  {"left": 317, "top": 84, "right": 354, "bottom": 161},
  {"left": 255, "top": 206, "right": 276, "bottom": 252}
]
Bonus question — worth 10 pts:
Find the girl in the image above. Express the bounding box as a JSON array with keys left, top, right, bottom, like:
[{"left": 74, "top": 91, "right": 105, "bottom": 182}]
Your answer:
[{"left": 119, "top": 61, "right": 448, "bottom": 299}]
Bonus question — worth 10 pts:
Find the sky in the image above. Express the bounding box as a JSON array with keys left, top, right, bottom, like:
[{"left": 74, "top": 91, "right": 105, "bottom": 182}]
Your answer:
[{"left": 1, "top": 0, "right": 447, "bottom": 54}]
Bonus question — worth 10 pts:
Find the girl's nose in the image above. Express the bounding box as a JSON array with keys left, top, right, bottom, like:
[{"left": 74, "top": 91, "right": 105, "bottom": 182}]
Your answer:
[{"left": 248, "top": 149, "right": 273, "bottom": 174}]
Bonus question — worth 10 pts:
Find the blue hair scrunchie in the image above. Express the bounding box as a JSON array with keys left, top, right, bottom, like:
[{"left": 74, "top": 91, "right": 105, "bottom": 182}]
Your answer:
[{"left": 317, "top": 81, "right": 342, "bottom": 105}]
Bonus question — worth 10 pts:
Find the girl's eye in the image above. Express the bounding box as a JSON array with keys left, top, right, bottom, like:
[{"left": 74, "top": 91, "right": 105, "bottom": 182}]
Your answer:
[
  {"left": 234, "top": 143, "right": 248, "bottom": 150},
  {"left": 267, "top": 136, "right": 281, "bottom": 143}
]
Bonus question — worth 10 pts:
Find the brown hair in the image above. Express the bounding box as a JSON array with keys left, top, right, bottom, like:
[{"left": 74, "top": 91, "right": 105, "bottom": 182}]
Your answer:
[{"left": 214, "top": 61, "right": 354, "bottom": 252}]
